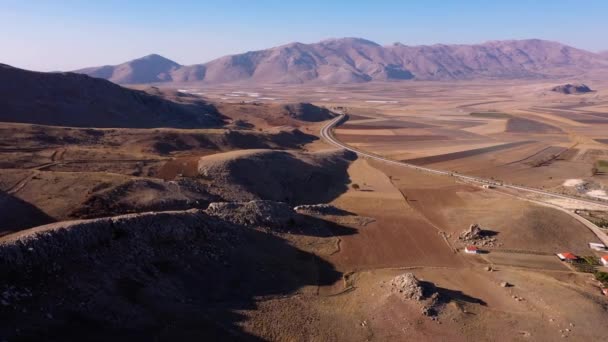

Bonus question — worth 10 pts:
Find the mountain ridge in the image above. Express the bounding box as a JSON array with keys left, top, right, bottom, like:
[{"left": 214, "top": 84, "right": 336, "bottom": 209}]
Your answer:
[{"left": 74, "top": 38, "right": 608, "bottom": 84}]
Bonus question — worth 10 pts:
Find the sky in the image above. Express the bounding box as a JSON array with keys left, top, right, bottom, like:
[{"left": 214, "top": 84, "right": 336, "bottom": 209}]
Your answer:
[{"left": 1, "top": 0, "right": 607, "bottom": 71}]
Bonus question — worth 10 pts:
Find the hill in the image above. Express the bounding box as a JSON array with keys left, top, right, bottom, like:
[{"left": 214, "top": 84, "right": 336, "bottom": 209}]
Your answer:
[
  {"left": 76, "top": 38, "right": 608, "bottom": 84},
  {"left": 197, "top": 149, "right": 356, "bottom": 204},
  {"left": 0, "top": 191, "right": 54, "bottom": 234},
  {"left": 0, "top": 207, "right": 342, "bottom": 340},
  {"left": 0, "top": 64, "right": 222, "bottom": 128},
  {"left": 551, "top": 83, "right": 594, "bottom": 94},
  {"left": 75, "top": 54, "right": 181, "bottom": 84}
]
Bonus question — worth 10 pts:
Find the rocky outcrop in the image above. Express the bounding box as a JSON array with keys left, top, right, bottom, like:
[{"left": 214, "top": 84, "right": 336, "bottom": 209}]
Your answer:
[
  {"left": 390, "top": 273, "right": 441, "bottom": 317},
  {"left": 293, "top": 204, "right": 350, "bottom": 216},
  {"left": 459, "top": 223, "right": 501, "bottom": 248},
  {"left": 391, "top": 273, "right": 426, "bottom": 300},
  {"left": 551, "top": 83, "right": 594, "bottom": 94},
  {"left": 205, "top": 200, "right": 296, "bottom": 228},
  {"left": 460, "top": 223, "right": 483, "bottom": 240}
]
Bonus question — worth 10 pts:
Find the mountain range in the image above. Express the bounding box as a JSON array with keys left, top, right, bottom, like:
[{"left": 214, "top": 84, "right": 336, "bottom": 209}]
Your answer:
[{"left": 75, "top": 38, "right": 608, "bottom": 85}]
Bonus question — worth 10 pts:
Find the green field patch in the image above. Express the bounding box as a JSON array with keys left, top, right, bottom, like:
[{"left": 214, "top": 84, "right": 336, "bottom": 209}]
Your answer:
[{"left": 596, "top": 160, "right": 608, "bottom": 173}]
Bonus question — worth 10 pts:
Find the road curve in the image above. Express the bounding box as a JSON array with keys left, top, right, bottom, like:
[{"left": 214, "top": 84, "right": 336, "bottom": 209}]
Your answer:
[{"left": 321, "top": 114, "right": 608, "bottom": 210}]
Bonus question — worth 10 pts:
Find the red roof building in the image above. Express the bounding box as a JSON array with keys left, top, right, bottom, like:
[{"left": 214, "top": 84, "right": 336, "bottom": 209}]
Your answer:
[
  {"left": 600, "top": 255, "right": 608, "bottom": 266},
  {"left": 464, "top": 246, "right": 479, "bottom": 254},
  {"left": 557, "top": 252, "right": 578, "bottom": 262}
]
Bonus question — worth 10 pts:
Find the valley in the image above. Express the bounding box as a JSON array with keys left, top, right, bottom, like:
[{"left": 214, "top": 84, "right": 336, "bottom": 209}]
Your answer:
[
  {"left": 3, "top": 0, "right": 608, "bottom": 338},
  {"left": 2, "top": 73, "right": 608, "bottom": 340}
]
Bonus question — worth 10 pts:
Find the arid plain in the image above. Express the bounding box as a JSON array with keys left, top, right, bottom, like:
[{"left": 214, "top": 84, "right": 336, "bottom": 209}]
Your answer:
[
  {"left": 205, "top": 80, "right": 608, "bottom": 340},
  {"left": 2, "top": 76, "right": 608, "bottom": 340}
]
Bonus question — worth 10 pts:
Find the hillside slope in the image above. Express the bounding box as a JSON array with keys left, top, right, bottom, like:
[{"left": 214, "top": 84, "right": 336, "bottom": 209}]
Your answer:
[
  {"left": 0, "top": 208, "right": 341, "bottom": 340},
  {"left": 0, "top": 64, "right": 222, "bottom": 128},
  {"left": 197, "top": 149, "right": 357, "bottom": 204}
]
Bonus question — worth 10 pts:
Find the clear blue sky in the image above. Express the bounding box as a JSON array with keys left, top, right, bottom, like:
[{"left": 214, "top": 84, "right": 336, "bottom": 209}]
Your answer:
[{"left": 1, "top": 0, "right": 607, "bottom": 71}]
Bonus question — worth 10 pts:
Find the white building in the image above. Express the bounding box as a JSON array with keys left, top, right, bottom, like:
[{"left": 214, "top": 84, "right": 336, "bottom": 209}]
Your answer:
[
  {"left": 464, "top": 246, "right": 479, "bottom": 254},
  {"left": 589, "top": 242, "right": 607, "bottom": 251},
  {"left": 601, "top": 255, "right": 608, "bottom": 266}
]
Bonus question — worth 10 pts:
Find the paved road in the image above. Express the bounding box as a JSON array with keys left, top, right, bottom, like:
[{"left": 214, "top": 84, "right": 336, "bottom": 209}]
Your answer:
[
  {"left": 321, "top": 113, "right": 608, "bottom": 246},
  {"left": 321, "top": 114, "right": 608, "bottom": 210}
]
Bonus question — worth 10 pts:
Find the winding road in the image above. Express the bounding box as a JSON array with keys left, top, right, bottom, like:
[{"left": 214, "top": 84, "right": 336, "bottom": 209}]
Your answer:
[{"left": 321, "top": 114, "right": 608, "bottom": 245}]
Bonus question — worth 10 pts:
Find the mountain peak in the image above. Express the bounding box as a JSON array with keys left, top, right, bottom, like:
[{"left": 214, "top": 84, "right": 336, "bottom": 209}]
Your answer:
[
  {"left": 319, "top": 37, "right": 380, "bottom": 46},
  {"left": 74, "top": 53, "right": 182, "bottom": 84},
  {"left": 135, "top": 54, "right": 180, "bottom": 66}
]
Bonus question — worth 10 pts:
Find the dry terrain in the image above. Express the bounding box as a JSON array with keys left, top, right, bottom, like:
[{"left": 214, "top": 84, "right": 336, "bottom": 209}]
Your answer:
[{"left": 2, "top": 77, "right": 608, "bottom": 341}]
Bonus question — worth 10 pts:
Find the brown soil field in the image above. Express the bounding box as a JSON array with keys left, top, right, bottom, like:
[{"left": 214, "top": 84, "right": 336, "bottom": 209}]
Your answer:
[
  {"left": 469, "top": 111, "right": 512, "bottom": 119},
  {"left": 506, "top": 117, "right": 563, "bottom": 133},
  {"left": 403, "top": 140, "right": 534, "bottom": 165},
  {"left": 341, "top": 119, "right": 433, "bottom": 129},
  {"left": 337, "top": 134, "right": 449, "bottom": 144}
]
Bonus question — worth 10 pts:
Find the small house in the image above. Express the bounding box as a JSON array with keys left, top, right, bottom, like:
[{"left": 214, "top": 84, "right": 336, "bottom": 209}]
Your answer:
[
  {"left": 464, "top": 246, "right": 479, "bottom": 254},
  {"left": 602, "top": 288, "right": 608, "bottom": 296},
  {"left": 590, "top": 242, "right": 607, "bottom": 251},
  {"left": 601, "top": 255, "right": 608, "bottom": 267},
  {"left": 557, "top": 252, "right": 578, "bottom": 262}
]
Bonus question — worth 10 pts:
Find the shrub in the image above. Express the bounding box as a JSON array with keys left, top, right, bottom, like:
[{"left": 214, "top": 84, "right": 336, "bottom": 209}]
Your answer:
[
  {"left": 595, "top": 271, "right": 608, "bottom": 285},
  {"left": 582, "top": 256, "right": 600, "bottom": 266}
]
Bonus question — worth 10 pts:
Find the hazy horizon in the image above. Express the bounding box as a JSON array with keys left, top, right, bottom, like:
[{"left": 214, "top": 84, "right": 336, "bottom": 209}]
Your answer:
[{"left": 2, "top": 0, "right": 607, "bottom": 72}]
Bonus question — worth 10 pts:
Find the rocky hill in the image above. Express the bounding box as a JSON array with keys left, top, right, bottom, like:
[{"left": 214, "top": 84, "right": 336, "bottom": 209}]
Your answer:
[
  {"left": 551, "top": 83, "right": 594, "bottom": 94},
  {"left": 197, "top": 149, "right": 356, "bottom": 204},
  {"left": 0, "top": 64, "right": 222, "bottom": 128},
  {"left": 0, "top": 206, "right": 342, "bottom": 340},
  {"left": 76, "top": 38, "right": 608, "bottom": 84}
]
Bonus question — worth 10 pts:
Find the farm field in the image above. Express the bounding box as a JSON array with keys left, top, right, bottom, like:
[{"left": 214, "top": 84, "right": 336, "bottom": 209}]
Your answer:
[{"left": 192, "top": 79, "right": 608, "bottom": 198}]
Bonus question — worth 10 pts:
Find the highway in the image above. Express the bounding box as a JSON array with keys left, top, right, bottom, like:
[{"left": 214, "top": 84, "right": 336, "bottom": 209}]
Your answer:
[{"left": 321, "top": 114, "right": 608, "bottom": 210}]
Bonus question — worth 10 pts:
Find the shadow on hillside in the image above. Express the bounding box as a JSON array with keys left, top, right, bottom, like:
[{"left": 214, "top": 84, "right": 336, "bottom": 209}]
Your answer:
[
  {"left": 289, "top": 214, "right": 357, "bottom": 237},
  {"left": 0, "top": 190, "right": 54, "bottom": 235},
  {"left": 224, "top": 150, "right": 358, "bottom": 205},
  {"left": 0, "top": 212, "right": 349, "bottom": 341}
]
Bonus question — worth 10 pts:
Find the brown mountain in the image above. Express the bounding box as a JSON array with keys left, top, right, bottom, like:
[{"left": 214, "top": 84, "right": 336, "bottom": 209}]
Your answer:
[
  {"left": 0, "top": 64, "right": 222, "bottom": 128},
  {"left": 76, "top": 54, "right": 181, "bottom": 84},
  {"left": 388, "top": 39, "right": 605, "bottom": 80},
  {"left": 76, "top": 38, "right": 608, "bottom": 84}
]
